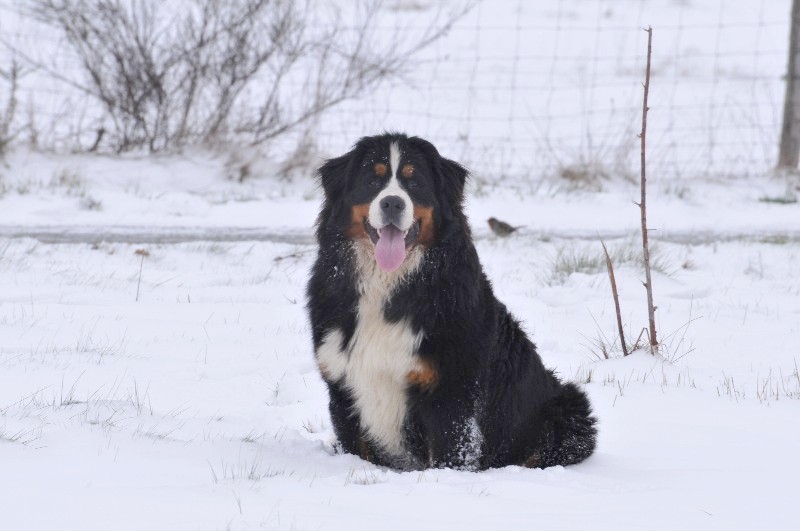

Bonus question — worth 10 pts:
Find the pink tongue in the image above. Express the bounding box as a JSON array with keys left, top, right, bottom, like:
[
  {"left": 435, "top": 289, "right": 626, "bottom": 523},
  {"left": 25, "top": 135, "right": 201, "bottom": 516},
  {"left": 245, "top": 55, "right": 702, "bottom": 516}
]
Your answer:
[{"left": 374, "top": 225, "right": 407, "bottom": 272}]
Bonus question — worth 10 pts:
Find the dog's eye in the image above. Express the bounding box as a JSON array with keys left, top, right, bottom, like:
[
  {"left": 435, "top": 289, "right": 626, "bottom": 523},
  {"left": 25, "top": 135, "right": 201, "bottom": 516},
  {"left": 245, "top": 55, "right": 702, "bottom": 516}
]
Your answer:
[
  {"left": 401, "top": 164, "right": 414, "bottom": 178},
  {"left": 374, "top": 163, "right": 387, "bottom": 177}
]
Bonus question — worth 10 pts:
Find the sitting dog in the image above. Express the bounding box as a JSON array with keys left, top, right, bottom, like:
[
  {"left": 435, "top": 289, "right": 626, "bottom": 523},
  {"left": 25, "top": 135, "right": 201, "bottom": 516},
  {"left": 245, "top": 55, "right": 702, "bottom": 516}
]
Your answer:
[{"left": 307, "top": 133, "right": 596, "bottom": 470}]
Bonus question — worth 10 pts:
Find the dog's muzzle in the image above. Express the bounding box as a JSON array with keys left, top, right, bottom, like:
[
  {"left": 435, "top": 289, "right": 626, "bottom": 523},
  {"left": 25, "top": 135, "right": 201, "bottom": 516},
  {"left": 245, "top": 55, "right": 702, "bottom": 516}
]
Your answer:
[{"left": 379, "top": 195, "right": 406, "bottom": 227}]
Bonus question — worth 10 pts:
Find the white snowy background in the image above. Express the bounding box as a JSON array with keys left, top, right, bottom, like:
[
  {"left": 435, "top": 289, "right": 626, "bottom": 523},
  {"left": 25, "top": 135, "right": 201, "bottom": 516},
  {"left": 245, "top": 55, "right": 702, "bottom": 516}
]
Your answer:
[{"left": 1, "top": 0, "right": 799, "bottom": 530}]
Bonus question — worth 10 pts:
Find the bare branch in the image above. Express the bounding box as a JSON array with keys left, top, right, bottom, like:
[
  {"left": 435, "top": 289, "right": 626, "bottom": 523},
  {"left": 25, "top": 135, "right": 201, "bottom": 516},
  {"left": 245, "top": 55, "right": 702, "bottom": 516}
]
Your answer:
[
  {"left": 639, "top": 26, "right": 658, "bottom": 353},
  {"left": 601, "top": 240, "right": 629, "bottom": 356}
]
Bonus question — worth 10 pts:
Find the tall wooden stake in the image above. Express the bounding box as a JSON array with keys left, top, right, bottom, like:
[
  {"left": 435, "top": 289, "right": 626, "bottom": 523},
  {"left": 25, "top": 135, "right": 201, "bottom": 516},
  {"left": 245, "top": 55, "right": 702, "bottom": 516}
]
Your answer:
[{"left": 640, "top": 27, "right": 658, "bottom": 353}]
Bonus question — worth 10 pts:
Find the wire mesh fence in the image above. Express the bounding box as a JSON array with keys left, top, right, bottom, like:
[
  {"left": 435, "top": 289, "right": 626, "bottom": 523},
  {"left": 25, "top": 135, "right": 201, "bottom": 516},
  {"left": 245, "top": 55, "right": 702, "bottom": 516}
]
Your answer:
[{"left": 0, "top": 0, "right": 792, "bottom": 186}]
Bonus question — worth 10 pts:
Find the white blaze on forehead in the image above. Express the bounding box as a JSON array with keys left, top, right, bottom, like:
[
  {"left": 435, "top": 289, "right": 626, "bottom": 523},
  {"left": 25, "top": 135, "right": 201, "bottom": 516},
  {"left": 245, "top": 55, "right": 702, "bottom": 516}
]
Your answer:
[
  {"left": 368, "top": 141, "right": 414, "bottom": 231},
  {"left": 389, "top": 141, "right": 401, "bottom": 179}
]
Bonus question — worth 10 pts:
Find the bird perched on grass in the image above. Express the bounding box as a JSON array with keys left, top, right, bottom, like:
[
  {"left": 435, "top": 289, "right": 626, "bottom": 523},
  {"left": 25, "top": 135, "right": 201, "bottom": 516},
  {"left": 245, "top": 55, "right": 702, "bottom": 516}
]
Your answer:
[{"left": 487, "top": 217, "right": 524, "bottom": 237}]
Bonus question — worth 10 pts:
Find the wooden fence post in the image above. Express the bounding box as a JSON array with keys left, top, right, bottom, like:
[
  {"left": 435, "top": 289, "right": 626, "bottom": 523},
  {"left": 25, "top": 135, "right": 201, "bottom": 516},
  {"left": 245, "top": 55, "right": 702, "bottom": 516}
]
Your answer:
[{"left": 779, "top": 0, "right": 800, "bottom": 169}]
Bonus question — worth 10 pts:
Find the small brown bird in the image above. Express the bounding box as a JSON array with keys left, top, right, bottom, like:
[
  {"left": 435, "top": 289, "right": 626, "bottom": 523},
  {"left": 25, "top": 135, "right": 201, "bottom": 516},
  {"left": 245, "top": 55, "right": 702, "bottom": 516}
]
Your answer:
[{"left": 487, "top": 217, "right": 524, "bottom": 237}]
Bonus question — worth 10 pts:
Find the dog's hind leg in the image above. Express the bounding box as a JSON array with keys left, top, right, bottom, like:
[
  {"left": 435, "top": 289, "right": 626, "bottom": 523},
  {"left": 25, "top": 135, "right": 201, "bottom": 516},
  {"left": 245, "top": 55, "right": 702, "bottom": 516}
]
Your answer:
[{"left": 525, "top": 383, "right": 597, "bottom": 468}]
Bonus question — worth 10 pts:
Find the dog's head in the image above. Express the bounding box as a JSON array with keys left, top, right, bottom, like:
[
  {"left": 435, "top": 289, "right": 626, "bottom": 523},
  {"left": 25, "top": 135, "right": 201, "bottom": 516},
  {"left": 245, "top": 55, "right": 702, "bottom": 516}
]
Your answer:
[{"left": 317, "top": 133, "right": 468, "bottom": 272}]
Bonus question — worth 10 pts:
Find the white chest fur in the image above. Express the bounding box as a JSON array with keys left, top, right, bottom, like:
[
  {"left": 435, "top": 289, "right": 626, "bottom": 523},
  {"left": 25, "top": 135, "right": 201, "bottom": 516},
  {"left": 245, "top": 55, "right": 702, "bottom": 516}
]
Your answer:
[{"left": 316, "top": 245, "right": 423, "bottom": 456}]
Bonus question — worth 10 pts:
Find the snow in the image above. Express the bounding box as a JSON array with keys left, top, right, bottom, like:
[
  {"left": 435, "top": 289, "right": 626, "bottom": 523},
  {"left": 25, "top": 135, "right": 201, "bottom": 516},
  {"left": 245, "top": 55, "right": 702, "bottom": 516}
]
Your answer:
[
  {"left": 1, "top": 173, "right": 799, "bottom": 528},
  {"left": 2, "top": 0, "right": 800, "bottom": 529}
]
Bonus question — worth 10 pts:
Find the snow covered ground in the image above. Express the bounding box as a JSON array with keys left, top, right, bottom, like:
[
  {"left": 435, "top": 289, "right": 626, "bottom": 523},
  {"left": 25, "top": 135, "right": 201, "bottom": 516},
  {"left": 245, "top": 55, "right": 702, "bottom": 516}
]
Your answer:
[
  {"left": 1, "top": 149, "right": 799, "bottom": 530},
  {"left": 1, "top": 0, "right": 800, "bottom": 529}
]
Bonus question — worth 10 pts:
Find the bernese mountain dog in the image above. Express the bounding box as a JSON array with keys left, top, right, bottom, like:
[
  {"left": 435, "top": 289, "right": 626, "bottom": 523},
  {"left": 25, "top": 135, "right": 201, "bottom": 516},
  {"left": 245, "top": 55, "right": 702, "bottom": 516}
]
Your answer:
[{"left": 307, "top": 133, "right": 597, "bottom": 470}]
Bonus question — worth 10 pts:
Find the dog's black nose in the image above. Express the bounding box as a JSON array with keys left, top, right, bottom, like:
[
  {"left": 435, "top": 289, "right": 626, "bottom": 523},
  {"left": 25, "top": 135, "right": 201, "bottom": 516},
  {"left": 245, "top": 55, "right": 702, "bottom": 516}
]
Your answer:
[{"left": 380, "top": 195, "right": 406, "bottom": 214}]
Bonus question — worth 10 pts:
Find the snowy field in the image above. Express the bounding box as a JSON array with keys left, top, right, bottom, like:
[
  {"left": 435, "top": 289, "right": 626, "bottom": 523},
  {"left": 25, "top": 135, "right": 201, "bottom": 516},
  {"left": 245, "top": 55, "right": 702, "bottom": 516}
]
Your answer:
[
  {"left": 1, "top": 0, "right": 800, "bottom": 529},
  {"left": 1, "top": 150, "right": 799, "bottom": 530}
]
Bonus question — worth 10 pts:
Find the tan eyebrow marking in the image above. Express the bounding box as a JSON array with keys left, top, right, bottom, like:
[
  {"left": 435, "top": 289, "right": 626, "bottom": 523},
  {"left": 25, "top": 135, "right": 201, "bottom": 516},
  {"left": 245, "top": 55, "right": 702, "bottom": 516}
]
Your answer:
[
  {"left": 401, "top": 164, "right": 414, "bottom": 178},
  {"left": 374, "top": 163, "right": 387, "bottom": 177}
]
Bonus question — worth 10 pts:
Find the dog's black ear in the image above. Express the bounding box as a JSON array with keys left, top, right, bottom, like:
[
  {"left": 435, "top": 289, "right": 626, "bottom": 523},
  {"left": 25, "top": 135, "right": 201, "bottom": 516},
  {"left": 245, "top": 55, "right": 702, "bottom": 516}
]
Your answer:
[
  {"left": 408, "top": 136, "right": 469, "bottom": 209},
  {"left": 317, "top": 147, "right": 358, "bottom": 199},
  {"left": 435, "top": 156, "right": 468, "bottom": 207}
]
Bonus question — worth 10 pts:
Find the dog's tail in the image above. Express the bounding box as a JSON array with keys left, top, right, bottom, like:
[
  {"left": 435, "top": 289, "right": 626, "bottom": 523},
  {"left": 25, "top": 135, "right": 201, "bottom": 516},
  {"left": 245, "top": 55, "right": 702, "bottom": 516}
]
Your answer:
[{"left": 533, "top": 382, "right": 597, "bottom": 468}]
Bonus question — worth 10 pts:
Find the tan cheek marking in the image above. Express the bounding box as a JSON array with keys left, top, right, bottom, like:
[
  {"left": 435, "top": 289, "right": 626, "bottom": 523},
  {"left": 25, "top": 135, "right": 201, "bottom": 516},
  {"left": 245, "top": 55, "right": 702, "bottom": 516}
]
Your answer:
[
  {"left": 374, "top": 163, "right": 387, "bottom": 177},
  {"left": 402, "top": 164, "right": 414, "bottom": 178},
  {"left": 413, "top": 205, "right": 435, "bottom": 246},
  {"left": 347, "top": 203, "right": 371, "bottom": 239},
  {"left": 406, "top": 358, "right": 438, "bottom": 391}
]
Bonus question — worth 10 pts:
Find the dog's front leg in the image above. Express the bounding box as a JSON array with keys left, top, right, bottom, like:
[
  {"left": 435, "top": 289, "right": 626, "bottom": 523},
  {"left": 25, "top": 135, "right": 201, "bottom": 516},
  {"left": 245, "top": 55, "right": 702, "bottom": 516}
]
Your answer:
[
  {"left": 417, "top": 392, "right": 481, "bottom": 470},
  {"left": 326, "top": 381, "right": 381, "bottom": 463}
]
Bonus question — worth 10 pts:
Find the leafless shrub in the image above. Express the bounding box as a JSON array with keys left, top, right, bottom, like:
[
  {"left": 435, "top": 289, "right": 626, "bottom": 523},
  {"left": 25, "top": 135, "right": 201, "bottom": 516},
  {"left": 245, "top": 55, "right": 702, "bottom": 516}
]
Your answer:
[
  {"left": 532, "top": 106, "right": 638, "bottom": 192},
  {"left": 554, "top": 129, "right": 637, "bottom": 192},
  {"left": 0, "top": 60, "right": 22, "bottom": 158},
  {"left": 23, "top": 0, "right": 471, "bottom": 153}
]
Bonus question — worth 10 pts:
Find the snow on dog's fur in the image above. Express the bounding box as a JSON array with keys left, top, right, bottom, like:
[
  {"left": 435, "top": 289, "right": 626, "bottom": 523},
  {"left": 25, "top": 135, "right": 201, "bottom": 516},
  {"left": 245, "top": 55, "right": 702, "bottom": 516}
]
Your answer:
[{"left": 307, "top": 133, "right": 597, "bottom": 470}]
